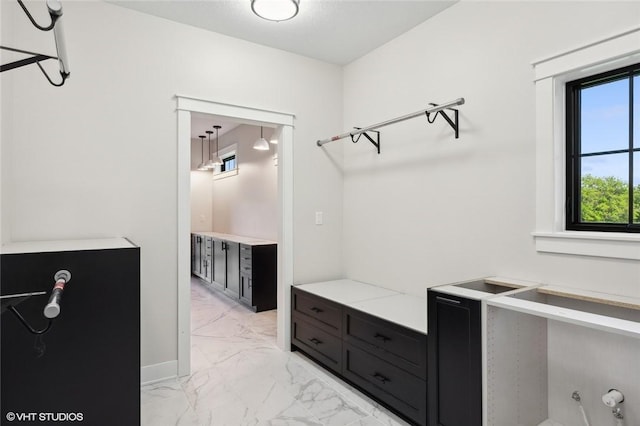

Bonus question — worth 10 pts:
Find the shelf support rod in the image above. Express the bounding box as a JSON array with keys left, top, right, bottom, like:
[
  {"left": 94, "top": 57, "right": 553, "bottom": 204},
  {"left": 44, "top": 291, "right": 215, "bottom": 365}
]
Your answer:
[{"left": 316, "top": 97, "right": 465, "bottom": 149}]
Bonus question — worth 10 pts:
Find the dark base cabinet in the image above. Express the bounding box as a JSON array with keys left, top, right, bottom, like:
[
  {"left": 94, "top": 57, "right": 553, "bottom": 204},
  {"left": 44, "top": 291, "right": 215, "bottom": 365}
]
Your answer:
[
  {"left": 427, "top": 290, "right": 481, "bottom": 426},
  {"left": 1, "top": 242, "right": 140, "bottom": 426},
  {"left": 291, "top": 287, "right": 427, "bottom": 426},
  {"left": 239, "top": 243, "right": 277, "bottom": 312},
  {"left": 192, "top": 234, "right": 277, "bottom": 312}
]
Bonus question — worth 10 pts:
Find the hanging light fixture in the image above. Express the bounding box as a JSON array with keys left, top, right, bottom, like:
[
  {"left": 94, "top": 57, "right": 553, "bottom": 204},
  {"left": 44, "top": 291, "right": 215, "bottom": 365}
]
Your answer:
[
  {"left": 251, "top": 0, "right": 299, "bottom": 22},
  {"left": 253, "top": 126, "right": 270, "bottom": 151},
  {"left": 212, "top": 125, "right": 223, "bottom": 166},
  {"left": 196, "top": 135, "right": 208, "bottom": 170},
  {"left": 204, "top": 130, "right": 215, "bottom": 169}
]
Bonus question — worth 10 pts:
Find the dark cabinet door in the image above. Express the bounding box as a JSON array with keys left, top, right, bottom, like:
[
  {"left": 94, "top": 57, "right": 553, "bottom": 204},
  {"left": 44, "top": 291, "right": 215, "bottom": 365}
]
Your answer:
[
  {"left": 224, "top": 242, "right": 240, "bottom": 299},
  {"left": 193, "top": 235, "right": 203, "bottom": 277},
  {"left": 427, "top": 291, "right": 481, "bottom": 426},
  {"left": 212, "top": 239, "right": 226, "bottom": 290},
  {"left": 240, "top": 272, "right": 252, "bottom": 305}
]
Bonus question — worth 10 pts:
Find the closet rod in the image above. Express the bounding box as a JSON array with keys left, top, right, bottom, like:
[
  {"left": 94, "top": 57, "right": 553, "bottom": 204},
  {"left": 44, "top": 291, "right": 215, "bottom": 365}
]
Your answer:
[{"left": 316, "top": 97, "right": 465, "bottom": 147}]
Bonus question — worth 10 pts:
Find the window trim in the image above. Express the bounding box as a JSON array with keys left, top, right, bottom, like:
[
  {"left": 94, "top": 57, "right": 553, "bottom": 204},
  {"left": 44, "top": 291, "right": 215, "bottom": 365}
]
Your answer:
[
  {"left": 565, "top": 63, "right": 640, "bottom": 233},
  {"left": 533, "top": 26, "right": 640, "bottom": 260},
  {"left": 213, "top": 143, "right": 239, "bottom": 180}
]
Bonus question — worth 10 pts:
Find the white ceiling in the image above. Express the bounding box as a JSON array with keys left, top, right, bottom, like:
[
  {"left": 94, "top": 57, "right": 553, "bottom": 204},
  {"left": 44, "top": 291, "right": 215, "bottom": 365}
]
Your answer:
[{"left": 108, "top": 0, "right": 456, "bottom": 65}]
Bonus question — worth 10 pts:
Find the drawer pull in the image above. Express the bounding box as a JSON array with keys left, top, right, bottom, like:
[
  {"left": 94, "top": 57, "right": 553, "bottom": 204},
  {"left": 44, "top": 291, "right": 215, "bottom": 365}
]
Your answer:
[
  {"left": 308, "top": 337, "right": 322, "bottom": 346},
  {"left": 436, "top": 296, "right": 461, "bottom": 305},
  {"left": 374, "top": 333, "right": 391, "bottom": 343},
  {"left": 372, "top": 372, "right": 390, "bottom": 384},
  {"left": 310, "top": 307, "right": 323, "bottom": 314},
  {"left": 242, "top": 257, "right": 251, "bottom": 261},
  {"left": 243, "top": 266, "right": 251, "bottom": 271}
]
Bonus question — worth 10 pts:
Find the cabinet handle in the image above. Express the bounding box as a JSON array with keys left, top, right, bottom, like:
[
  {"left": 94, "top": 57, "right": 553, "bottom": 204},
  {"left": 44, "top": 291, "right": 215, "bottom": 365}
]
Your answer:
[
  {"left": 310, "top": 307, "right": 323, "bottom": 314},
  {"left": 308, "top": 337, "right": 322, "bottom": 345},
  {"left": 242, "top": 257, "right": 251, "bottom": 261},
  {"left": 371, "top": 372, "right": 390, "bottom": 384},
  {"left": 374, "top": 333, "right": 391, "bottom": 343},
  {"left": 436, "top": 296, "right": 461, "bottom": 305},
  {"left": 243, "top": 266, "right": 251, "bottom": 271}
]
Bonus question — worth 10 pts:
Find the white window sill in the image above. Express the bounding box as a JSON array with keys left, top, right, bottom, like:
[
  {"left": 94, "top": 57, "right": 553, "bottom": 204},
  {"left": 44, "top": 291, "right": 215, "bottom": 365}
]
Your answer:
[
  {"left": 213, "top": 168, "right": 238, "bottom": 181},
  {"left": 533, "top": 231, "right": 640, "bottom": 261}
]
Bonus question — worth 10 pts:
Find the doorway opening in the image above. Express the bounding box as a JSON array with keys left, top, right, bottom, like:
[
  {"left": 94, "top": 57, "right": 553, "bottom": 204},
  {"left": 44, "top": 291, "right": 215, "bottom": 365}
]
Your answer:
[{"left": 176, "top": 96, "right": 294, "bottom": 376}]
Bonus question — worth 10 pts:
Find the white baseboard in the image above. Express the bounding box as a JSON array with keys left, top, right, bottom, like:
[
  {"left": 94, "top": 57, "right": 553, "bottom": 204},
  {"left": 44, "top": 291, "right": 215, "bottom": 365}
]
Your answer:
[{"left": 140, "top": 360, "right": 178, "bottom": 386}]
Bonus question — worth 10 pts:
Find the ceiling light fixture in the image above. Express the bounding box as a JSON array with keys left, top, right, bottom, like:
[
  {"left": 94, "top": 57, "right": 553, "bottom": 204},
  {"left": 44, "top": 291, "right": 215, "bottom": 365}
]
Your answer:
[
  {"left": 251, "top": 0, "right": 299, "bottom": 22},
  {"left": 204, "top": 130, "right": 215, "bottom": 169},
  {"left": 212, "top": 125, "right": 223, "bottom": 166},
  {"left": 253, "top": 126, "right": 270, "bottom": 151},
  {"left": 197, "top": 135, "right": 208, "bottom": 171}
]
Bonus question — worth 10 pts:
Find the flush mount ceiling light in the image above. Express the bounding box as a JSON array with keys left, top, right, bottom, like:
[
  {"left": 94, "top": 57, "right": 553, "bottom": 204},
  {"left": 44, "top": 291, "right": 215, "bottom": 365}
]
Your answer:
[
  {"left": 251, "top": 0, "right": 299, "bottom": 22},
  {"left": 197, "top": 135, "right": 208, "bottom": 170},
  {"left": 253, "top": 126, "right": 270, "bottom": 150}
]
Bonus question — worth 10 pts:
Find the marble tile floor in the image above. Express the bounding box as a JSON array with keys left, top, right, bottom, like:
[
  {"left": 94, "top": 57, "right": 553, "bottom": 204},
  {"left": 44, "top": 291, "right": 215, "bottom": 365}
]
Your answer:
[{"left": 141, "top": 277, "right": 411, "bottom": 426}]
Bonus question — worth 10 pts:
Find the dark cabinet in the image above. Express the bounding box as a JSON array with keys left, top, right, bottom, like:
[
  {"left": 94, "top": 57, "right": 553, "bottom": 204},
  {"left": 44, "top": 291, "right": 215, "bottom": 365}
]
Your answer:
[
  {"left": 1, "top": 242, "right": 140, "bottom": 426},
  {"left": 238, "top": 243, "right": 277, "bottom": 312},
  {"left": 291, "top": 287, "right": 427, "bottom": 426},
  {"left": 192, "top": 234, "right": 276, "bottom": 311},
  {"left": 343, "top": 308, "right": 427, "bottom": 426},
  {"left": 427, "top": 290, "right": 481, "bottom": 426},
  {"left": 291, "top": 288, "right": 343, "bottom": 374}
]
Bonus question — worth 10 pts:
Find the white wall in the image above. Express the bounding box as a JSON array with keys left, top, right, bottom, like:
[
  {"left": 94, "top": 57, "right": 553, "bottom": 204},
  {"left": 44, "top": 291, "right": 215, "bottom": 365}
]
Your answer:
[
  {"left": 342, "top": 1, "right": 640, "bottom": 298},
  {"left": 190, "top": 139, "right": 213, "bottom": 233},
  {"left": 0, "top": 0, "right": 344, "bottom": 368},
  {"left": 210, "top": 124, "right": 278, "bottom": 241},
  {"left": 342, "top": 1, "right": 640, "bottom": 423}
]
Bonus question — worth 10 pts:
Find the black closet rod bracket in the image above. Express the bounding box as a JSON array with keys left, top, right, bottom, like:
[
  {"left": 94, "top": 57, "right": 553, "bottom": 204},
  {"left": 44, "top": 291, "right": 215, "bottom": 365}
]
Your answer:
[
  {"left": 0, "top": 0, "right": 70, "bottom": 87},
  {"left": 316, "top": 97, "right": 465, "bottom": 153},
  {"left": 425, "top": 102, "right": 460, "bottom": 139},
  {"left": 350, "top": 128, "right": 380, "bottom": 154}
]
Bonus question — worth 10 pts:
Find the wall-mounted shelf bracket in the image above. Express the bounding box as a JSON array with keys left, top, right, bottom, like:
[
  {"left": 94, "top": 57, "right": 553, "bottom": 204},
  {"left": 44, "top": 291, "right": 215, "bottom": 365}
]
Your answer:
[
  {"left": 0, "top": 0, "right": 70, "bottom": 87},
  {"left": 425, "top": 102, "right": 460, "bottom": 139},
  {"left": 350, "top": 128, "right": 380, "bottom": 154}
]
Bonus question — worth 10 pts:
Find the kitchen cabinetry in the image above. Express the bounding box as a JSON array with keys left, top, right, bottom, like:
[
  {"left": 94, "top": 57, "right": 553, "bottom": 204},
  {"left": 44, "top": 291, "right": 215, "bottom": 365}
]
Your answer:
[
  {"left": 239, "top": 243, "right": 277, "bottom": 312},
  {"left": 427, "top": 289, "right": 481, "bottom": 426},
  {"left": 192, "top": 232, "right": 276, "bottom": 311},
  {"left": 291, "top": 285, "right": 427, "bottom": 426}
]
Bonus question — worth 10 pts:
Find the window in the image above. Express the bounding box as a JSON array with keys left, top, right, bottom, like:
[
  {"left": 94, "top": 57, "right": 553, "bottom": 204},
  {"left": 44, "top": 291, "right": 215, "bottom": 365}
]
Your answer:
[
  {"left": 565, "top": 63, "right": 640, "bottom": 233},
  {"left": 220, "top": 154, "right": 236, "bottom": 172}
]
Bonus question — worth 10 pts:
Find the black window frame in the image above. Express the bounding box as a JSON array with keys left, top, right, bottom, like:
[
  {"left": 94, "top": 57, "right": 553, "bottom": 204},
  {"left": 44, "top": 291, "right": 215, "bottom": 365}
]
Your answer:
[
  {"left": 565, "top": 63, "right": 640, "bottom": 233},
  {"left": 220, "top": 154, "right": 236, "bottom": 173}
]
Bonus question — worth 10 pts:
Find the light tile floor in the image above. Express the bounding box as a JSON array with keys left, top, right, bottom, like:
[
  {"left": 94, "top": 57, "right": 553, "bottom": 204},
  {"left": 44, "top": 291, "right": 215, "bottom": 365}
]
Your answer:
[{"left": 141, "top": 277, "right": 410, "bottom": 426}]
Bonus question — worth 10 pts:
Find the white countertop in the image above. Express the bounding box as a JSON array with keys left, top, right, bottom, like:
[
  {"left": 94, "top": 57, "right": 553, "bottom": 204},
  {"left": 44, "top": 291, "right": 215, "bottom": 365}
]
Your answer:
[
  {"left": 295, "top": 279, "right": 427, "bottom": 334},
  {"left": 348, "top": 293, "right": 427, "bottom": 334},
  {"left": 192, "top": 231, "right": 276, "bottom": 246},
  {"left": 1, "top": 238, "right": 137, "bottom": 254}
]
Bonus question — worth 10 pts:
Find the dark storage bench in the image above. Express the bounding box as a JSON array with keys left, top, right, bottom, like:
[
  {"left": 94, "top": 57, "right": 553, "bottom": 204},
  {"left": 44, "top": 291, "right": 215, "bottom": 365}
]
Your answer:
[{"left": 291, "top": 281, "right": 427, "bottom": 426}]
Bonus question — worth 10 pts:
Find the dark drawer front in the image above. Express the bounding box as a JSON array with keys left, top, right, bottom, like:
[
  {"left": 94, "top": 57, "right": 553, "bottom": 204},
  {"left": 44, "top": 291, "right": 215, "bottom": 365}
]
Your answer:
[
  {"left": 292, "top": 288, "right": 341, "bottom": 335},
  {"left": 343, "top": 344, "right": 426, "bottom": 426},
  {"left": 344, "top": 308, "right": 427, "bottom": 379},
  {"left": 292, "top": 317, "right": 342, "bottom": 373},
  {"left": 240, "top": 244, "right": 252, "bottom": 261}
]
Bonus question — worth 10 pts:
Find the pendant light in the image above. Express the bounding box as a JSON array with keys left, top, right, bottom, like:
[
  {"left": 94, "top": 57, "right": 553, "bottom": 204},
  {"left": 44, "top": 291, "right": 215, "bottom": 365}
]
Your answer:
[
  {"left": 251, "top": 0, "right": 299, "bottom": 22},
  {"left": 253, "top": 126, "right": 270, "bottom": 151},
  {"left": 196, "top": 135, "right": 208, "bottom": 170},
  {"left": 212, "top": 125, "right": 223, "bottom": 166},
  {"left": 204, "top": 130, "right": 215, "bottom": 169}
]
